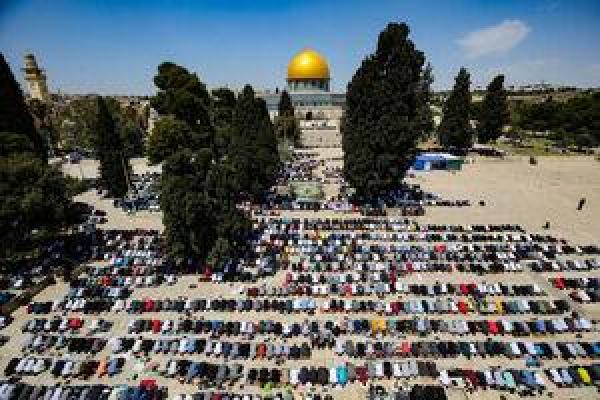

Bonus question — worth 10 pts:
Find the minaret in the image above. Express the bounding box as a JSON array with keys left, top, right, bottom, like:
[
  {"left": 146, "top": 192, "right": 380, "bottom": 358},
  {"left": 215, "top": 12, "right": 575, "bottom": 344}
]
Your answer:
[{"left": 22, "top": 53, "right": 49, "bottom": 101}]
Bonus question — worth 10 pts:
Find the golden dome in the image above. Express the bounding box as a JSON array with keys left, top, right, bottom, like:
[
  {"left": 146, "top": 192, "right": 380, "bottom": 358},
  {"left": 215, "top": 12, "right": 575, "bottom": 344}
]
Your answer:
[{"left": 287, "top": 49, "right": 330, "bottom": 80}]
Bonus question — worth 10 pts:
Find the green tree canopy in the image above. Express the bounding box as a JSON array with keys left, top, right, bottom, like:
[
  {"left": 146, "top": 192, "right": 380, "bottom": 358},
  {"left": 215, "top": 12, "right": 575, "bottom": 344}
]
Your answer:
[
  {"left": 211, "top": 87, "right": 237, "bottom": 156},
  {"left": 0, "top": 155, "right": 74, "bottom": 260},
  {"left": 151, "top": 62, "right": 214, "bottom": 150},
  {"left": 0, "top": 53, "right": 47, "bottom": 160},
  {"left": 342, "top": 22, "right": 430, "bottom": 198},
  {"left": 161, "top": 149, "right": 217, "bottom": 262},
  {"left": 229, "top": 85, "right": 280, "bottom": 200},
  {"left": 151, "top": 63, "right": 252, "bottom": 267},
  {"left": 95, "top": 96, "right": 130, "bottom": 197},
  {"left": 28, "top": 99, "right": 57, "bottom": 152},
  {"left": 416, "top": 63, "right": 435, "bottom": 137},
  {"left": 0, "top": 53, "right": 81, "bottom": 264},
  {"left": 438, "top": 67, "right": 473, "bottom": 149},
  {"left": 147, "top": 115, "right": 200, "bottom": 164},
  {"left": 515, "top": 93, "right": 600, "bottom": 148},
  {"left": 278, "top": 90, "right": 294, "bottom": 117},
  {"left": 211, "top": 87, "right": 237, "bottom": 129},
  {"left": 274, "top": 89, "right": 300, "bottom": 151},
  {"left": 161, "top": 148, "right": 250, "bottom": 264},
  {"left": 50, "top": 96, "right": 144, "bottom": 156},
  {"left": 478, "top": 74, "right": 509, "bottom": 143}
]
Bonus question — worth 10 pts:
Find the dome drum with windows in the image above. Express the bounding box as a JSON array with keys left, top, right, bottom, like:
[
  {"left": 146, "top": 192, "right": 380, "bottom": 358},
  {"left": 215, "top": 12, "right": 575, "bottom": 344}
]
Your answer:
[{"left": 287, "top": 49, "right": 330, "bottom": 93}]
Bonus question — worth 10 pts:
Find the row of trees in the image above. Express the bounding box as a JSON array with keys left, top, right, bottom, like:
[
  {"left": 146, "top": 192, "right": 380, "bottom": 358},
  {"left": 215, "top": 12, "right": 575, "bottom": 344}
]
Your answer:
[
  {"left": 439, "top": 69, "right": 509, "bottom": 149},
  {"left": 35, "top": 96, "right": 146, "bottom": 158},
  {"left": 511, "top": 93, "right": 600, "bottom": 148},
  {"left": 0, "top": 53, "right": 81, "bottom": 262},
  {"left": 147, "top": 62, "right": 280, "bottom": 265}
]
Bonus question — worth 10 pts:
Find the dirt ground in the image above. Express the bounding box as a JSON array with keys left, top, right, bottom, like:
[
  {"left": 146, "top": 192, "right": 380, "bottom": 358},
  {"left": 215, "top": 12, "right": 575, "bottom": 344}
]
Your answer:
[{"left": 409, "top": 155, "right": 600, "bottom": 246}]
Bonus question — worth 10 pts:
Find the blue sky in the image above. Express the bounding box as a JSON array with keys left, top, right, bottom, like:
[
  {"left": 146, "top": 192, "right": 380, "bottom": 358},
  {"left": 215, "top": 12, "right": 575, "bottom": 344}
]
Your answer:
[{"left": 1, "top": 0, "right": 599, "bottom": 94}]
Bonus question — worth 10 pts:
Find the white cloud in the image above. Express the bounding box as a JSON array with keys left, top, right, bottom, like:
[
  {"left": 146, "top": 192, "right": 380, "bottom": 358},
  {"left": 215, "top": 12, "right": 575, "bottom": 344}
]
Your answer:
[
  {"left": 458, "top": 20, "right": 531, "bottom": 59},
  {"left": 479, "top": 58, "right": 559, "bottom": 86}
]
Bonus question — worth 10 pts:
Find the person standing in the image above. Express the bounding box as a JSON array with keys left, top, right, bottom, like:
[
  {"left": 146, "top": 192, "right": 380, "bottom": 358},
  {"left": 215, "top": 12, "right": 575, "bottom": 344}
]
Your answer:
[{"left": 577, "top": 197, "right": 586, "bottom": 211}]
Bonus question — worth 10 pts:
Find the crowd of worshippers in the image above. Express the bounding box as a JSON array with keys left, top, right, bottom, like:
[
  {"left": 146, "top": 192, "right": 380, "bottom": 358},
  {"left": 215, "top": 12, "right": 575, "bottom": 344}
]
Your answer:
[
  {"left": 256, "top": 189, "right": 468, "bottom": 216},
  {"left": 440, "top": 364, "right": 600, "bottom": 391},
  {"left": 0, "top": 224, "right": 98, "bottom": 292},
  {"left": 4, "top": 356, "right": 126, "bottom": 378},
  {"left": 368, "top": 384, "right": 447, "bottom": 400},
  {"left": 21, "top": 317, "right": 111, "bottom": 334},
  {"left": 22, "top": 329, "right": 600, "bottom": 360},
  {"left": 322, "top": 166, "right": 343, "bottom": 181},
  {"left": 551, "top": 276, "right": 600, "bottom": 303},
  {"left": 277, "top": 154, "right": 320, "bottom": 184},
  {"left": 0, "top": 382, "right": 167, "bottom": 400},
  {"left": 257, "top": 220, "right": 599, "bottom": 276},
  {"left": 110, "top": 172, "right": 161, "bottom": 212},
  {"left": 6, "top": 333, "right": 600, "bottom": 392},
  {"left": 7, "top": 214, "right": 600, "bottom": 398},
  {"left": 20, "top": 314, "right": 592, "bottom": 338},
  {"left": 276, "top": 279, "right": 547, "bottom": 298},
  {"left": 84, "top": 228, "right": 259, "bottom": 281},
  {"left": 23, "top": 295, "right": 572, "bottom": 316},
  {"left": 172, "top": 391, "right": 322, "bottom": 400}
]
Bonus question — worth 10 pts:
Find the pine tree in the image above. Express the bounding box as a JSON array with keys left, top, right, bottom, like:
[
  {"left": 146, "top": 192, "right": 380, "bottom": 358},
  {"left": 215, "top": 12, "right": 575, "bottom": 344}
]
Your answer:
[
  {"left": 151, "top": 62, "right": 214, "bottom": 150},
  {"left": 0, "top": 53, "right": 47, "bottom": 160},
  {"left": 95, "top": 96, "right": 130, "bottom": 198},
  {"left": 478, "top": 74, "right": 509, "bottom": 143},
  {"left": 342, "top": 22, "right": 429, "bottom": 199},
  {"left": 439, "top": 67, "right": 473, "bottom": 150}
]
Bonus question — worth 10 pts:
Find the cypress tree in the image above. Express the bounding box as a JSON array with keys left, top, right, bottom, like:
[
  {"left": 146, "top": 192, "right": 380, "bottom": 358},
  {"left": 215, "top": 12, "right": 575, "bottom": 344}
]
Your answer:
[
  {"left": 478, "top": 74, "right": 509, "bottom": 143},
  {"left": 212, "top": 87, "right": 237, "bottom": 129},
  {"left": 95, "top": 96, "right": 130, "bottom": 197},
  {"left": 161, "top": 149, "right": 217, "bottom": 263},
  {"left": 342, "top": 22, "right": 430, "bottom": 199},
  {"left": 275, "top": 89, "right": 300, "bottom": 148},
  {"left": 211, "top": 87, "right": 237, "bottom": 156},
  {"left": 0, "top": 53, "right": 47, "bottom": 160},
  {"left": 230, "top": 84, "right": 280, "bottom": 200},
  {"left": 278, "top": 90, "right": 294, "bottom": 117},
  {"left": 416, "top": 63, "right": 435, "bottom": 136},
  {"left": 439, "top": 67, "right": 473, "bottom": 150}
]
